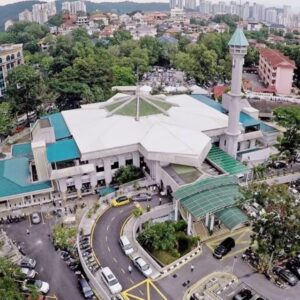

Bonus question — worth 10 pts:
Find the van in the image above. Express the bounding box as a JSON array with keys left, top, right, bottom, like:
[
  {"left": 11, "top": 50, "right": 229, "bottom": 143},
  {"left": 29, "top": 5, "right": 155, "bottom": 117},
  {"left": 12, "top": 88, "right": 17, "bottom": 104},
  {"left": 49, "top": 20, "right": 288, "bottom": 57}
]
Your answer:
[
  {"left": 119, "top": 236, "right": 134, "bottom": 256},
  {"left": 101, "top": 267, "right": 122, "bottom": 294}
]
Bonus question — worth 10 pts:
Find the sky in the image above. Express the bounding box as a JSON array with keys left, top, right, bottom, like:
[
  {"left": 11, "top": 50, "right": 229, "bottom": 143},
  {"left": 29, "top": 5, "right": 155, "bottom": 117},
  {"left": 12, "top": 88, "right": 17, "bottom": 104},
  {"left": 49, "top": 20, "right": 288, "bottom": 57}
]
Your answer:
[{"left": 0, "top": 0, "right": 299, "bottom": 10}]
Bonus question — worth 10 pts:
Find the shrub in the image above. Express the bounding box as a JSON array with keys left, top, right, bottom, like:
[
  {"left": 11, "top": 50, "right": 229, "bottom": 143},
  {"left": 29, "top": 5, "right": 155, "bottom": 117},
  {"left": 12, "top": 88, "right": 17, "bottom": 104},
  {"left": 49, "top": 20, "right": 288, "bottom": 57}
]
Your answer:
[
  {"left": 113, "top": 165, "right": 144, "bottom": 185},
  {"left": 173, "top": 220, "right": 187, "bottom": 232}
]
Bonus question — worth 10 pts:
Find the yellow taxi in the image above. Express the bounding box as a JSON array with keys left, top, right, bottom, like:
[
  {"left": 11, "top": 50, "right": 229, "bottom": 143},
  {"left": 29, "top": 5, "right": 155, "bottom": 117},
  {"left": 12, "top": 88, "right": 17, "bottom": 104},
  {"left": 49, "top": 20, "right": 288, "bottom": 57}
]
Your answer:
[{"left": 112, "top": 195, "right": 131, "bottom": 207}]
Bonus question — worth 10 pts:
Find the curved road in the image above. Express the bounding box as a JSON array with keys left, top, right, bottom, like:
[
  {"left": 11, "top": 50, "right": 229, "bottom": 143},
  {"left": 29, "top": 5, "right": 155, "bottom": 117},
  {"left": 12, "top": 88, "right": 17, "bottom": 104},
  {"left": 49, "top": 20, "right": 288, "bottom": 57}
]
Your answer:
[{"left": 92, "top": 202, "right": 145, "bottom": 290}]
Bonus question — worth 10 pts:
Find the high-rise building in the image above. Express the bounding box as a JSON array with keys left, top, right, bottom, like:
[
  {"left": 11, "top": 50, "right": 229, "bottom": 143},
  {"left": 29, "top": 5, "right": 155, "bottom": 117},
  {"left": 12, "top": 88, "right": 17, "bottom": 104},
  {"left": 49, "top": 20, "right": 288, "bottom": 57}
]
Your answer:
[
  {"left": 19, "top": 9, "right": 33, "bottom": 22},
  {"left": 227, "top": 1, "right": 237, "bottom": 16},
  {"left": 252, "top": 3, "right": 265, "bottom": 22},
  {"left": 241, "top": 1, "right": 250, "bottom": 20},
  {"left": 62, "top": 1, "right": 87, "bottom": 14},
  {"left": 199, "top": 0, "right": 211, "bottom": 15},
  {"left": 185, "top": 0, "right": 197, "bottom": 10},
  {"left": 265, "top": 8, "right": 278, "bottom": 24},
  {"left": 0, "top": 44, "right": 24, "bottom": 97}
]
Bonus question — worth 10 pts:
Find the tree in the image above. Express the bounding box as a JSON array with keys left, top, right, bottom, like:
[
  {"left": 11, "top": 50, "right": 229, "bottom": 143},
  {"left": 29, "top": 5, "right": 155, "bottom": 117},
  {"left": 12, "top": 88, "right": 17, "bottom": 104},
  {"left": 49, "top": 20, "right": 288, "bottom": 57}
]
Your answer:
[
  {"left": 5, "top": 65, "right": 43, "bottom": 117},
  {"left": 0, "top": 102, "right": 12, "bottom": 138},
  {"left": 244, "top": 47, "right": 259, "bottom": 67},
  {"left": 274, "top": 106, "right": 300, "bottom": 157},
  {"left": 113, "top": 165, "right": 143, "bottom": 185},
  {"left": 112, "top": 66, "right": 136, "bottom": 86},
  {"left": 48, "top": 13, "right": 64, "bottom": 27}
]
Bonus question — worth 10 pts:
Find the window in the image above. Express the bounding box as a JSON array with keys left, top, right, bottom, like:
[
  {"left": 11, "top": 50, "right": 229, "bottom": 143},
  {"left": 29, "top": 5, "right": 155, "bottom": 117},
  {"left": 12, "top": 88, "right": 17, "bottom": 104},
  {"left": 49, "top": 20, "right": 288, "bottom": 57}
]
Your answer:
[
  {"left": 125, "top": 159, "right": 133, "bottom": 165},
  {"left": 6, "top": 55, "right": 10, "bottom": 61},
  {"left": 96, "top": 165, "right": 104, "bottom": 172},
  {"left": 11, "top": 54, "right": 14, "bottom": 60},
  {"left": 17, "top": 52, "right": 21, "bottom": 57},
  {"left": 111, "top": 161, "right": 119, "bottom": 170}
]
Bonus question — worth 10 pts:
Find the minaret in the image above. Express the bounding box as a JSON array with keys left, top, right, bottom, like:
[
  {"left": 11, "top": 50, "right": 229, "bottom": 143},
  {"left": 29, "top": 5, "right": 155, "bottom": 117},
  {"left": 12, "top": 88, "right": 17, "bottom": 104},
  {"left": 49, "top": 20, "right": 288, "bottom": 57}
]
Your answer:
[{"left": 224, "top": 27, "right": 249, "bottom": 158}]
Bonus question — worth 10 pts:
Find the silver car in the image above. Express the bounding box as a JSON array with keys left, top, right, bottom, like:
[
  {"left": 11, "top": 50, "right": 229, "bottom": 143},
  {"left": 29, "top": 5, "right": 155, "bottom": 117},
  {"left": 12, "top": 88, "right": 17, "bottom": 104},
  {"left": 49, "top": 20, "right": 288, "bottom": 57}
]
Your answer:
[
  {"left": 131, "top": 193, "right": 151, "bottom": 202},
  {"left": 31, "top": 213, "right": 41, "bottom": 224}
]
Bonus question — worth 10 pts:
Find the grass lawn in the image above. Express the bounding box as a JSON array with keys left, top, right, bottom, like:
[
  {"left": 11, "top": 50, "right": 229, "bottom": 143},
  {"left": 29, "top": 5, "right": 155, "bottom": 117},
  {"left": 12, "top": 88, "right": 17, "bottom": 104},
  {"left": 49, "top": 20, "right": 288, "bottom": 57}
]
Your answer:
[{"left": 152, "top": 250, "right": 179, "bottom": 265}]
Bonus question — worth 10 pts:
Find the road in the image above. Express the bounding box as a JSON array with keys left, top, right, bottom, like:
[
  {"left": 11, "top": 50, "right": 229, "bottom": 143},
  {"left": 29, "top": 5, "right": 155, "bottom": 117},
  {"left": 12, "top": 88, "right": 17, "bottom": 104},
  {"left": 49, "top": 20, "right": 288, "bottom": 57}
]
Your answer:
[{"left": 2, "top": 213, "right": 85, "bottom": 300}]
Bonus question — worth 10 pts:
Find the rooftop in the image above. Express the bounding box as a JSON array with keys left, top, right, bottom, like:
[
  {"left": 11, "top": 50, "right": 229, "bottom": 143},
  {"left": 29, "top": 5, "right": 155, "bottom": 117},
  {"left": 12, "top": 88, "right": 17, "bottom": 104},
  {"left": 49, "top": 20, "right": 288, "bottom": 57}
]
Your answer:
[
  {"left": 216, "top": 207, "right": 248, "bottom": 231},
  {"left": 41, "top": 112, "right": 71, "bottom": 141},
  {"left": 46, "top": 138, "right": 80, "bottom": 163},
  {"left": 12, "top": 143, "right": 33, "bottom": 159},
  {"left": 174, "top": 175, "right": 241, "bottom": 219},
  {"left": 228, "top": 27, "right": 249, "bottom": 47},
  {"left": 260, "top": 48, "right": 296, "bottom": 69},
  {"left": 0, "top": 157, "right": 52, "bottom": 199}
]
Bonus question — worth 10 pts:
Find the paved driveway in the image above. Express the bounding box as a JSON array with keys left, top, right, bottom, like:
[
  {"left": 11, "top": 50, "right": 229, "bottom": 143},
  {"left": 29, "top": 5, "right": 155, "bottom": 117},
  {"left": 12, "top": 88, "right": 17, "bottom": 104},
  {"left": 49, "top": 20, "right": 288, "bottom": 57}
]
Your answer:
[{"left": 1, "top": 213, "right": 85, "bottom": 300}]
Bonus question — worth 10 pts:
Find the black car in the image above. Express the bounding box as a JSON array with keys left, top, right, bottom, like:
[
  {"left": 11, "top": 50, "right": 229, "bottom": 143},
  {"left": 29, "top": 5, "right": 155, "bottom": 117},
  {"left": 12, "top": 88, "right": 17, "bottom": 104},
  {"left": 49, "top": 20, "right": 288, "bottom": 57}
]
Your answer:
[
  {"left": 213, "top": 237, "right": 235, "bottom": 259},
  {"left": 286, "top": 260, "right": 300, "bottom": 279},
  {"left": 274, "top": 267, "right": 298, "bottom": 286},
  {"left": 78, "top": 278, "right": 94, "bottom": 299},
  {"left": 232, "top": 289, "right": 253, "bottom": 300},
  {"left": 268, "top": 161, "right": 287, "bottom": 169}
]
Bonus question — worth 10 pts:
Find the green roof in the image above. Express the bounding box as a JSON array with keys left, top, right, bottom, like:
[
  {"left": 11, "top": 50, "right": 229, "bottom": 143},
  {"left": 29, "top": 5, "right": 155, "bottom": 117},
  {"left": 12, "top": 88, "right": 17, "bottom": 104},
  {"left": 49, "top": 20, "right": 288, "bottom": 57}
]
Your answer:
[
  {"left": 228, "top": 27, "right": 249, "bottom": 47},
  {"left": 216, "top": 207, "right": 248, "bottom": 230},
  {"left": 41, "top": 113, "right": 71, "bottom": 140},
  {"left": 207, "top": 145, "right": 248, "bottom": 175},
  {"left": 174, "top": 175, "right": 241, "bottom": 219},
  {"left": 47, "top": 138, "right": 80, "bottom": 163},
  {"left": 0, "top": 157, "right": 52, "bottom": 199},
  {"left": 12, "top": 143, "right": 33, "bottom": 159}
]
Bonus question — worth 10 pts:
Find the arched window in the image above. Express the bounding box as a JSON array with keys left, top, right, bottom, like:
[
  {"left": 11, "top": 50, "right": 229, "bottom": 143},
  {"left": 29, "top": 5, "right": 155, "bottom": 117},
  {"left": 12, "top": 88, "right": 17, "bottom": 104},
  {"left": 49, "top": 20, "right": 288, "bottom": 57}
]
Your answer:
[
  {"left": 6, "top": 55, "right": 10, "bottom": 61},
  {"left": 17, "top": 52, "right": 21, "bottom": 57},
  {"left": 11, "top": 54, "right": 15, "bottom": 60}
]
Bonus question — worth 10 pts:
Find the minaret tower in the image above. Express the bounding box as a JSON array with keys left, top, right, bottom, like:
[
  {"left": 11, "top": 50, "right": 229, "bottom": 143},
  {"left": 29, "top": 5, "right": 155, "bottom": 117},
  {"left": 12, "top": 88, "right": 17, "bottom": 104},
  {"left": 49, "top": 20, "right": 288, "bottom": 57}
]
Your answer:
[{"left": 224, "top": 27, "right": 249, "bottom": 158}]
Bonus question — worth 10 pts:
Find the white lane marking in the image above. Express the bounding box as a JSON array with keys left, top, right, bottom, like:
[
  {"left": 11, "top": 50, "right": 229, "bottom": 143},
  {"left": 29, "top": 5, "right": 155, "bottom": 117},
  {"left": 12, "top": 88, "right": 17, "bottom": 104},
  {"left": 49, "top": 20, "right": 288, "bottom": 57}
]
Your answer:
[
  {"left": 130, "top": 279, "right": 134, "bottom": 284},
  {"left": 139, "top": 290, "right": 144, "bottom": 296},
  {"left": 107, "top": 246, "right": 111, "bottom": 252},
  {"left": 106, "top": 225, "right": 110, "bottom": 231},
  {"left": 105, "top": 236, "right": 108, "bottom": 242},
  {"left": 113, "top": 257, "right": 117, "bottom": 263},
  {"left": 121, "top": 268, "right": 125, "bottom": 274},
  {"left": 111, "top": 216, "right": 115, "bottom": 221}
]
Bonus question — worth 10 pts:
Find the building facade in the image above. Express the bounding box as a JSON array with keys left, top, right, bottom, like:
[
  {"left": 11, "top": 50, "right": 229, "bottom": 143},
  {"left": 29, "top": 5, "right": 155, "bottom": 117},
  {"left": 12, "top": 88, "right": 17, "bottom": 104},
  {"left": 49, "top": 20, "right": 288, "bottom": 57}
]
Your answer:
[
  {"left": 62, "top": 1, "right": 87, "bottom": 14},
  {"left": 0, "top": 44, "right": 24, "bottom": 97},
  {"left": 258, "top": 48, "right": 295, "bottom": 95}
]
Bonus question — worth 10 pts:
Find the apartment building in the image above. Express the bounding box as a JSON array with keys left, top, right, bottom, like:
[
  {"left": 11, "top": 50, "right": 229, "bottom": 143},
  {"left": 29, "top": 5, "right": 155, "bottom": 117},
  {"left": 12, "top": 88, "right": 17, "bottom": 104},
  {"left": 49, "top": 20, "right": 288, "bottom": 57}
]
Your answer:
[
  {"left": 0, "top": 44, "right": 24, "bottom": 97},
  {"left": 258, "top": 48, "right": 295, "bottom": 95}
]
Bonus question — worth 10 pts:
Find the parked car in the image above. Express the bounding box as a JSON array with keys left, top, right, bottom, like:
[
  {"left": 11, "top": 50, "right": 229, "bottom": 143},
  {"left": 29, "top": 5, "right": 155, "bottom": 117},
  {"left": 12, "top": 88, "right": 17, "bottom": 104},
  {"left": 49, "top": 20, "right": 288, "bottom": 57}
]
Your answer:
[
  {"left": 19, "top": 258, "right": 36, "bottom": 269},
  {"left": 232, "top": 289, "right": 253, "bottom": 300},
  {"left": 20, "top": 267, "right": 36, "bottom": 279},
  {"left": 22, "top": 279, "right": 50, "bottom": 294},
  {"left": 112, "top": 196, "right": 131, "bottom": 207},
  {"left": 131, "top": 193, "right": 151, "bottom": 202},
  {"left": 101, "top": 267, "right": 122, "bottom": 294},
  {"left": 78, "top": 278, "right": 94, "bottom": 299},
  {"left": 133, "top": 256, "right": 152, "bottom": 277},
  {"left": 286, "top": 260, "right": 300, "bottom": 279},
  {"left": 119, "top": 235, "right": 134, "bottom": 256},
  {"left": 31, "top": 213, "right": 41, "bottom": 224},
  {"left": 268, "top": 161, "right": 287, "bottom": 169},
  {"left": 213, "top": 237, "right": 235, "bottom": 259},
  {"left": 274, "top": 267, "right": 298, "bottom": 286}
]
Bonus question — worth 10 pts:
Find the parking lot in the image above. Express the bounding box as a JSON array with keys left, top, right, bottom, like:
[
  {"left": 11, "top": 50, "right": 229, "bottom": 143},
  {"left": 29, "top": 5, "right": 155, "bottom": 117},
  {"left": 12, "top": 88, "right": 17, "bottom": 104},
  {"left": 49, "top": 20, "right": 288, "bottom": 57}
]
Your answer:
[{"left": 1, "top": 211, "right": 86, "bottom": 300}]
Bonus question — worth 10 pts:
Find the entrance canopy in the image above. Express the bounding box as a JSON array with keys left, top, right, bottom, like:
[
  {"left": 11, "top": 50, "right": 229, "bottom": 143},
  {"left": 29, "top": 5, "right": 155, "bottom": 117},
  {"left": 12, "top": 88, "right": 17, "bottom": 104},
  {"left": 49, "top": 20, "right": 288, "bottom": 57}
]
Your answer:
[
  {"left": 174, "top": 175, "right": 241, "bottom": 219},
  {"left": 216, "top": 207, "right": 248, "bottom": 231}
]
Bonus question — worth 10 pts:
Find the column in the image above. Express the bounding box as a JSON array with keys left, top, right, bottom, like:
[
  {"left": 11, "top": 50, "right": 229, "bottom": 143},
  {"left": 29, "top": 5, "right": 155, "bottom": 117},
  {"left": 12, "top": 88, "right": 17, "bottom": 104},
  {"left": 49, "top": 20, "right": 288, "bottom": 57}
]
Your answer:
[
  {"left": 205, "top": 213, "right": 210, "bottom": 227},
  {"left": 118, "top": 155, "right": 126, "bottom": 168},
  {"left": 58, "top": 178, "right": 67, "bottom": 201},
  {"left": 187, "top": 213, "right": 192, "bottom": 236},
  {"left": 132, "top": 152, "right": 140, "bottom": 168},
  {"left": 103, "top": 158, "right": 112, "bottom": 186},
  {"left": 74, "top": 175, "right": 82, "bottom": 199},
  {"left": 174, "top": 200, "right": 179, "bottom": 221},
  {"left": 210, "top": 214, "right": 215, "bottom": 231},
  {"left": 250, "top": 139, "right": 256, "bottom": 149},
  {"left": 90, "top": 172, "right": 97, "bottom": 194}
]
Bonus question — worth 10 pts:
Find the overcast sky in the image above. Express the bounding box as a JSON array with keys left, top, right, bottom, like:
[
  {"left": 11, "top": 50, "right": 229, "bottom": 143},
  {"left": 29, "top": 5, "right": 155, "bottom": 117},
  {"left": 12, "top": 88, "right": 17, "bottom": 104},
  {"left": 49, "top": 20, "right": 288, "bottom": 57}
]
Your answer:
[{"left": 0, "top": 0, "right": 299, "bottom": 10}]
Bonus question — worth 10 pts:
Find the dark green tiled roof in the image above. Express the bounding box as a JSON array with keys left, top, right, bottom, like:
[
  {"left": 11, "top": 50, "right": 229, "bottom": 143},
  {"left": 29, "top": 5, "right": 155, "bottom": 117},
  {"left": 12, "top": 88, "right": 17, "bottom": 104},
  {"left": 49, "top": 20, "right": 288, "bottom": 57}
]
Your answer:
[
  {"left": 174, "top": 175, "right": 241, "bottom": 219},
  {"left": 216, "top": 207, "right": 248, "bottom": 230},
  {"left": 47, "top": 138, "right": 80, "bottom": 163},
  {"left": 207, "top": 145, "right": 248, "bottom": 175}
]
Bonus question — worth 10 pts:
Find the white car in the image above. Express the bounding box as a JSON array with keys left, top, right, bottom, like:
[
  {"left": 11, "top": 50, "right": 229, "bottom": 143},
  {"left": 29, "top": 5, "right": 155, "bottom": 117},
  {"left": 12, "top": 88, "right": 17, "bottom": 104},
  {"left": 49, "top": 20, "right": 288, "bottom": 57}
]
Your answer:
[
  {"left": 20, "top": 267, "right": 36, "bottom": 279},
  {"left": 22, "top": 279, "right": 50, "bottom": 294},
  {"left": 31, "top": 213, "right": 41, "bottom": 224},
  {"left": 119, "top": 236, "right": 134, "bottom": 256},
  {"left": 133, "top": 256, "right": 152, "bottom": 277},
  {"left": 101, "top": 267, "right": 122, "bottom": 294}
]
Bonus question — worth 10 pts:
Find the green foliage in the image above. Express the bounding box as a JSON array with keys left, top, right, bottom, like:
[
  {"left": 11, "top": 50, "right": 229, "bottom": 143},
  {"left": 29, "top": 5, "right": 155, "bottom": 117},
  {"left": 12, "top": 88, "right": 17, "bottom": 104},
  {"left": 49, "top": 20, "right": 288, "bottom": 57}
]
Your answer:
[
  {"left": 133, "top": 206, "right": 144, "bottom": 217},
  {"left": 112, "top": 65, "right": 136, "bottom": 86},
  {"left": 211, "top": 14, "right": 239, "bottom": 30},
  {"left": 48, "top": 13, "right": 64, "bottom": 27},
  {"left": 0, "top": 102, "right": 12, "bottom": 137},
  {"left": 173, "top": 219, "right": 187, "bottom": 232},
  {"left": 113, "top": 165, "right": 144, "bottom": 185},
  {"left": 240, "top": 183, "right": 300, "bottom": 269},
  {"left": 274, "top": 106, "right": 300, "bottom": 157},
  {"left": 244, "top": 47, "right": 259, "bottom": 67},
  {"left": 52, "top": 224, "right": 77, "bottom": 251}
]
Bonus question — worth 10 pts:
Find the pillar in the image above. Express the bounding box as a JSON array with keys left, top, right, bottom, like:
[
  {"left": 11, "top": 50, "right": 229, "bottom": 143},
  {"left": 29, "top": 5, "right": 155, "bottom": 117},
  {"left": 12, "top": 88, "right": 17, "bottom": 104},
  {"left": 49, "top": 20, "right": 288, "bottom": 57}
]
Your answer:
[
  {"left": 187, "top": 213, "right": 192, "bottom": 236},
  {"left": 74, "top": 175, "right": 82, "bottom": 199},
  {"left": 174, "top": 200, "right": 179, "bottom": 221},
  {"left": 250, "top": 139, "right": 256, "bottom": 149},
  {"left": 210, "top": 214, "right": 215, "bottom": 231},
  {"left": 132, "top": 152, "right": 140, "bottom": 168},
  {"left": 103, "top": 158, "right": 112, "bottom": 186},
  {"left": 90, "top": 172, "right": 97, "bottom": 194},
  {"left": 205, "top": 213, "right": 209, "bottom": 227},
  {"left": 58, "top": 178, "right": 67, "bottom": 201},
  {"left": 118, "top": 155, "right": 126, "bottom": 168}
]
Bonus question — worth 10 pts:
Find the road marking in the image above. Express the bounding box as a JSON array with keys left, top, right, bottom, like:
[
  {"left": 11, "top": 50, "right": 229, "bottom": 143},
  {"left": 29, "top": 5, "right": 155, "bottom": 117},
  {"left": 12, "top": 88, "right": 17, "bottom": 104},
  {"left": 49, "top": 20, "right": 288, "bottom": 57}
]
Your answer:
[
  {"left": 120, "top": 209, "right": 124, "bottom": 213},
  {"left": 106, "top": 225, "right": 110, "bottom": 231},
  {"left": 139, "top": 289, "right": 144, "bottom": 296},
  {"left": 105, "top": 236, "right": 108, "bottom": 242},
  {"left": 130, "top": 279, "right": 134, "bottom": 284},
  {"left": 113, "top": 257, "right": 118, "bottom": 263},
  {"left": 111, "top": 216, "right": 115, "bottom": 221},
  {"left": 107, "top": 246, "right": 111, "bottom": 252},
  {"left": 121, "top": 268, "right": 125, "bottom": 274}
]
